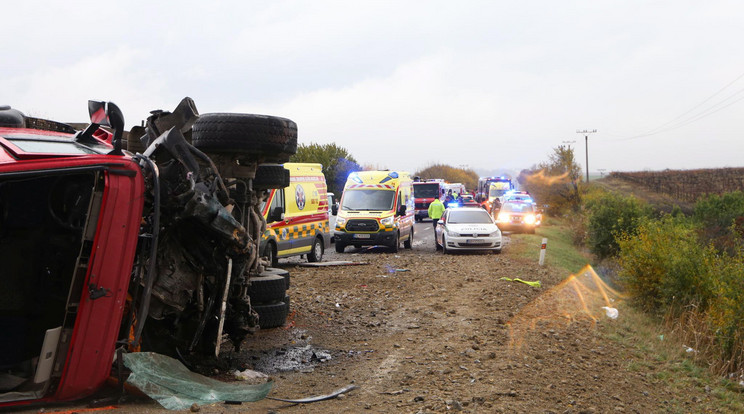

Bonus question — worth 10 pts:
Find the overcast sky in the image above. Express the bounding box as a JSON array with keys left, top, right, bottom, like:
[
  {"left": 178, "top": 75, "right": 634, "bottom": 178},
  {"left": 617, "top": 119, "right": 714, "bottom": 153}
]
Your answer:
[{"left": 4, "top": 1, "right": 744, "bottom": 176}]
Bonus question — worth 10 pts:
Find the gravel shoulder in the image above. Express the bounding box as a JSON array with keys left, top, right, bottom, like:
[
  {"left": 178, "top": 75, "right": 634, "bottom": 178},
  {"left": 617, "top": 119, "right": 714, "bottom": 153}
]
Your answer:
[{"left": 42, "top": 225, "right": 738, "bottom": 413}]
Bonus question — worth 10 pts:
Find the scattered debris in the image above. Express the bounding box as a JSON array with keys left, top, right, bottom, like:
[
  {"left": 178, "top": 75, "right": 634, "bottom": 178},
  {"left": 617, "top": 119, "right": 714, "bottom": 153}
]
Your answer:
[
  {"left": 601, "top": 306, "right": 619, "bottom": 319},
  {"left": 233, "top": 369, "right": 269, "bottom": 382},
  {"left": 500, "top": 277, "right": 542, "bottom": 288},
  {"left": 266, "top": 384, "right": 358, "bottom": 403},
  {"left": 123, "top": 352, "right": 271, "bottom": 410},
  {"left": 300, "top": 261, "right": 369, "bottom": 267}
]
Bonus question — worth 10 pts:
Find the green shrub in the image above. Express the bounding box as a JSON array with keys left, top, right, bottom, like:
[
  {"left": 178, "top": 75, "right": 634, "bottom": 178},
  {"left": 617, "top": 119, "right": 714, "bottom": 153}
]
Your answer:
[
  {"left": 617, "top": 216, "right": 715, "bottom": 313},
  {"left": 708, "top": 253, "right": 744, "bottom": 361},
  {"left": 693, "top": 191, "right": 744, "bottom": 255},
  {"left": 585, "top": 192, "right": 652, "bottom": 259}
]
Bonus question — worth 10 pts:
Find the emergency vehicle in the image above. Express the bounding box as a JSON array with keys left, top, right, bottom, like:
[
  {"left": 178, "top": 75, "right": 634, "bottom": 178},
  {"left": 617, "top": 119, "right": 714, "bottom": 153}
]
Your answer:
[
  {"left": 477, "top": 176, "right": 513, "bottom": 202},
  {"left": 334, "top": 170, "right": 415, "bottom": 252},
  {"left": 412, "top": 178, "right": 445, "bottom": 221},
  {"left": 261, "top": 163, "right": 331, "bottom": 266}
]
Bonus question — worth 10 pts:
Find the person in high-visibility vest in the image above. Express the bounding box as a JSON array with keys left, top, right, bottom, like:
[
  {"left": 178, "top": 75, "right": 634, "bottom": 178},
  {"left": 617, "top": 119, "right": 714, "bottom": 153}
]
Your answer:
[{"left": 428, "top": 197, "right": 445, "bottom": 229}]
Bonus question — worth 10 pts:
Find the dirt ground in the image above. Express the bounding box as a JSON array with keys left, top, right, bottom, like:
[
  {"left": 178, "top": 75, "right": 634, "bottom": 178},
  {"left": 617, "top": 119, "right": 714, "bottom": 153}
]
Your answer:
[{"left": 30, "top": 225, "right": 730, "bottom": 413}]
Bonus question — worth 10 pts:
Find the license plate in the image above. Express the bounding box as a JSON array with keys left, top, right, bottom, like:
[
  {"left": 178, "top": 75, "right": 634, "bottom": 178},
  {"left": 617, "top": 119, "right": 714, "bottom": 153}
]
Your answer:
[
  {"left": 353, "top": 234, "right": 371, "bottom": 239},
  {"left": 466, "top": 239, "right": 487, "bottom": 244}
]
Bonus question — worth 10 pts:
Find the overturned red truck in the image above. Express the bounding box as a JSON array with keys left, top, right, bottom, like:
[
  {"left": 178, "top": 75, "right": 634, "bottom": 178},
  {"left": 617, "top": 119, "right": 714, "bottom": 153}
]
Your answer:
[{"left": 0, "top": 99, "right": 296, "bottom": 407}]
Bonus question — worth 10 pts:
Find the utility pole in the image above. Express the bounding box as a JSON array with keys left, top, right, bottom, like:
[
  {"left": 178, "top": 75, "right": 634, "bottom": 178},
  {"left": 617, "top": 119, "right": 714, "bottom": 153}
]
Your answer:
[
  {"left": 576, "top": 129, "right": 597, "bottom": 182},
  {"left": 561, "top": 140, "right": 576, "bottom": 150}
]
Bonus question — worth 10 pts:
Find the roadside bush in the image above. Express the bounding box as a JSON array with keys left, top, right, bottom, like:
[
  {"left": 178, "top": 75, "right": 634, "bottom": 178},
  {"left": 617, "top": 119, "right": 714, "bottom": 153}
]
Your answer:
[
  {"left": 585, "top": 192, "right": 652, "bottom": 259},
  {"left": 707, "top": 253, "right": 744, "bottom": 368},
  {"left": 617, "top": 216, "right": 715, "bottom": 312},
  {"left": 693, "top": 191, "right": 744, "bottom": 255}
]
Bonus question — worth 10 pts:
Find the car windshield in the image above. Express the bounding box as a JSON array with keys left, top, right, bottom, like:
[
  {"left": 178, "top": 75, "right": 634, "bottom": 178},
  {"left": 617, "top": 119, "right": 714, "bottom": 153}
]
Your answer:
[
  {"left": 447, "top": 210, "right": 493, "bottom": 224},
  {"left": 341, "top": 189, "right": 395, "bottom": 211},
  {"left": 413, "top": 183, "right": 440, "bottom": 198},
  {"left": 502, "top": 202, "right": 534, "bottom": 213}
]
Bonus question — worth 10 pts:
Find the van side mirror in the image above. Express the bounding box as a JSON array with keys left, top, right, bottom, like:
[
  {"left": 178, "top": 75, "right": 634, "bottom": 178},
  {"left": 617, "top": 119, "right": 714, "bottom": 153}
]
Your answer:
[
  {"left": 87, "top": 100, "right": 125, "bottom": 155},
  {"left": 397, "top": 205, "right": 406, "bottom": 216},
  {"left": 268, "top": 206, "right": 284, "bottom": 222}
]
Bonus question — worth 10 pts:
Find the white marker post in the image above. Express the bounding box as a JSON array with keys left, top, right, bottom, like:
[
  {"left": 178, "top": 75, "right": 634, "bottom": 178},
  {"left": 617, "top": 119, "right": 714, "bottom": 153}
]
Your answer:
[{"left": 539, "top": 238, "right": 547, "bottom": 266}]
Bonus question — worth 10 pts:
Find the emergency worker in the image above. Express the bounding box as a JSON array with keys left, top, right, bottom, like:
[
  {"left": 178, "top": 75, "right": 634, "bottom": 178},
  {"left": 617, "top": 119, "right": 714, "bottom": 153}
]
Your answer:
[
  {"left": 491, "top": 197, "right": 502, "bottom": 217},
  {"left": 428, "top": 197, "right": 445, "bottom": 229}
]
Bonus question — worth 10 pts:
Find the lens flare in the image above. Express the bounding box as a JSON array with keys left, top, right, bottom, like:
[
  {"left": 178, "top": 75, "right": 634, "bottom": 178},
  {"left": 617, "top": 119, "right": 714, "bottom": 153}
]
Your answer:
[
  {"left": 507, "top": 265, "right": 624, "bottom": 350},
  {"left": 526, "top": 169, "right": 572, "bottom": 186}
]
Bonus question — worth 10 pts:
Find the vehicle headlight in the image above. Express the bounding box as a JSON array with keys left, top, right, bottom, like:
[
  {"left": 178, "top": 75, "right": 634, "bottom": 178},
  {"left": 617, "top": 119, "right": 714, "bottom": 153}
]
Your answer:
[
  {"left": 496, "top": 213, "right": 508, "bottom": 222},
  {"left": 446, "top": 229, "right": 459, "bottom": 237},
  {"left": 524, "top": 214, "right": 536, "bottom": 225},
  {"left": 489, "top": 229, "right": 501, "bottom": 237},
  {"left": 380, "top": 216, "right": 394, "bottom": 226},
  {"left": 335, "top": 217, "right": 347, "bottom": 228}
]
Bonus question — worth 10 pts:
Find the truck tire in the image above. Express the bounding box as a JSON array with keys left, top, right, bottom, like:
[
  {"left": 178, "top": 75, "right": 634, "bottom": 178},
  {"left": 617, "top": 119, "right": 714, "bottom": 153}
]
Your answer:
[
  {"left": 335, "top": 242, "right": 346, "bottom": 253},
  {"left": 253, "top": 301, "right": 289, "bottom": 329},
  {"left": 126, "top": 126, "right": 148, "bottom": 154},
  {"left": 307, "top": 236, "right": 324, "bottom": 262},
  {"left": 191, "top": 113, "right": 297, "bottom": 162},
  {"left": 260, "top": 267, "right": 290, "bottom": 289},
  {"left": 254, "top": 164, "right": 290, "bottom": 190},
  {"left": 247, "top": 275, "right": 287, "bottom": 303}
]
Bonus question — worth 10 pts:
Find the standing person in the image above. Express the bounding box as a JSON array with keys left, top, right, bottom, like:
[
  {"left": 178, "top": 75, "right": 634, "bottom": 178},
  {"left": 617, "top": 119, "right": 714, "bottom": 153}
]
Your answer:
[
  {"left": 428, "top": 197, "right": 445, "bottom": 229},
  {"left": 491, "top": 197, "right": 502, "bottom": 217}
]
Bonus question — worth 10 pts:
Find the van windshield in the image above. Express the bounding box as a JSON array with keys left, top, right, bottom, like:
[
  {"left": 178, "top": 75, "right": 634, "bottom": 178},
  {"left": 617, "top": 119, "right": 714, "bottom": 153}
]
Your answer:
[{"left": 341, "top": 189, "right": 395, "bottom": 211}]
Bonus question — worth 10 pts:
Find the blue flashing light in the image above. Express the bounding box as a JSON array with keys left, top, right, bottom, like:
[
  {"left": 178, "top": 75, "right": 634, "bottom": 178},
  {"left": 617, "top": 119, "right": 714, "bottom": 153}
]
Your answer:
[
  {"left": 388, "top": 172, "right": 399, "bottom": 179},
  {"left": 349, "top": 172, "right": 363, "bottom": 184}
]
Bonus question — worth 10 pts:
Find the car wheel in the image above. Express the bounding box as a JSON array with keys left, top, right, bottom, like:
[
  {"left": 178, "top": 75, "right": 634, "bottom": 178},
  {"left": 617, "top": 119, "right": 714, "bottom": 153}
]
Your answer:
[
  {"left": 253, "top": 164, "right": 290, "bottom": 190},
  {"left": 307, "top": 236, "right": 323, "bottom": 262},
  {"left": 253, "top": 301, "right": 289, "bottom": 329},
  {"left": 389, "top": 232, "right": 399, "bottom": 253},
  {"left": 335, "top": 242, "right": 346, "bottom": 253},
  {"left": 403, "top": 227, "right": 413, "bottom": 249},
  {"left": 247, "top": 275, "right": 287, "bottom": 303},
  {"left": 264, "top": 242, "right": 278, "bottom": 267},
  {"left": 435, "top": 235, "right": 442, "bottom": 251},
  {"left": 442, "top": 235, "right": 449, "bottom": 254},
  {"left": 191, "top": 113, "right": 298, "bottom": 162}
]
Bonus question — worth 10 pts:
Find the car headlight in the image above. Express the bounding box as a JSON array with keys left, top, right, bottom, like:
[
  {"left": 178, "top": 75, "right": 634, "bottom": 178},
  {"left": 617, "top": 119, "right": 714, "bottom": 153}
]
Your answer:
[
  {"left": 335, "top": 217, "right": 347, "bottom": 227},
  {"left": 446, "top": 229, "right": 459, "bottom": 237},
  {"left": 489, "top": 229, "right": 501, "bottom": 237},
  {"left": 380, "top": 216, "right": 394, "bottom": 226},
  {"left": 524, "top": 214, "right": 536, "bottom": 225}
]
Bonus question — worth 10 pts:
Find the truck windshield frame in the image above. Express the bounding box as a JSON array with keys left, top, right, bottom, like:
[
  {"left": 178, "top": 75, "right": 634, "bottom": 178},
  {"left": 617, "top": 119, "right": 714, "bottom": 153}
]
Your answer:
[
  {"left": 341, "top": 189, "right": 395, "bottom": 211},
  {"left": 413, "top": 183, "right": 440, "bottom": 198}
]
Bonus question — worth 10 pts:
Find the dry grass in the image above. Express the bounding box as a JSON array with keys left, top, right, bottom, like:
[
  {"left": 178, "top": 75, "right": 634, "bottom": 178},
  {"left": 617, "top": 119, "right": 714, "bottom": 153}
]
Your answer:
[{"left": 592, "top": 176, "right": 695, "bottom": 215}]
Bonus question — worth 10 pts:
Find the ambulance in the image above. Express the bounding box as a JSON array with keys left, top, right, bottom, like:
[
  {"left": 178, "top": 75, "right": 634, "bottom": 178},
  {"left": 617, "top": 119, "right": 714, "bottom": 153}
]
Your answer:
[
  {"left": 334, "top": 170, "right": 415, "bottom": 252},
  {"left": 260, "top": 163, "right": 331, "bottom": 266}
]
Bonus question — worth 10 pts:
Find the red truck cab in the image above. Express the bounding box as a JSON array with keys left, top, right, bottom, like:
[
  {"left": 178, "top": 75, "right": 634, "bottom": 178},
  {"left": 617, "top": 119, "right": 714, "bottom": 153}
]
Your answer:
[
  {"left": 0, "top": 99, "right": 299, "bottom": 408},
  {"left": 0, "top": 106, "right": 143, "bottom": 406}
]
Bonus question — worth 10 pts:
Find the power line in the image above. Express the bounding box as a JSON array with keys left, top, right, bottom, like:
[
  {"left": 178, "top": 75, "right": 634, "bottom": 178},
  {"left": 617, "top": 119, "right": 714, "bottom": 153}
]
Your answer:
[{"left": 611, "top": 69, "right": 744, "bottom": 141}]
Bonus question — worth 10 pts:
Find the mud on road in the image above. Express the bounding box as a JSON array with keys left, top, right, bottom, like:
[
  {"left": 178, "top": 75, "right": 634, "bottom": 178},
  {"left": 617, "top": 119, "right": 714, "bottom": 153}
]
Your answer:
[{"left": 76, "top": 228, "right": 716, "bottom": 413}]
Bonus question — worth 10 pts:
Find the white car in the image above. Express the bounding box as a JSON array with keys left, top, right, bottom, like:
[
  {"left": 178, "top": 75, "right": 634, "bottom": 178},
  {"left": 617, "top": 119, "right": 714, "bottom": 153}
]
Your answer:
[{"left": 435, "top": 207, "right": 503, "bottom": 254}]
